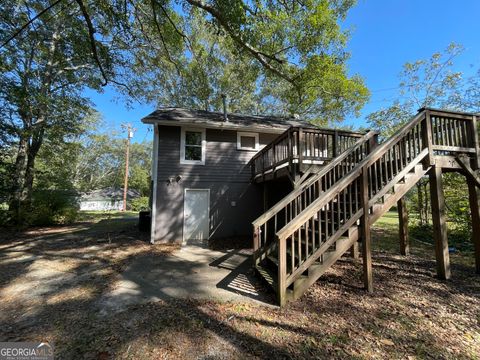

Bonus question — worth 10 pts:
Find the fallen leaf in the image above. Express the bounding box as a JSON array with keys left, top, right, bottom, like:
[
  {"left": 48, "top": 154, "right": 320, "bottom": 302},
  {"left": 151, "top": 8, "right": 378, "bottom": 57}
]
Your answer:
[{"left": 380, "top": 339, "right": 395, "bottom": 346}]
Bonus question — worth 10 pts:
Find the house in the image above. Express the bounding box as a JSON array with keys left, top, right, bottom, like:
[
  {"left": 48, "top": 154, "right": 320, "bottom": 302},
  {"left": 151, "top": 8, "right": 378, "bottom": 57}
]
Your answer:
[
  {"left": 144, "top": 107, "right": 480, "bottom": 306},
  {"left": 142, "top": 107, "right": 364, "bottom": 245},
  {"left": 79, "top": 188, "right": 140, "bottom": 211}
]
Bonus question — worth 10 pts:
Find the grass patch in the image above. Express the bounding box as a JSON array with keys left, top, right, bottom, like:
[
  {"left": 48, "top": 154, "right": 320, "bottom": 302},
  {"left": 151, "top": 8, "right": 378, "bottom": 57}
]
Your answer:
[
  {"left": 375, "top": 211, "right": 399, "bottom": 227},
  {"left": 77, "top": 210, "right": 138, "bottom": 222}
]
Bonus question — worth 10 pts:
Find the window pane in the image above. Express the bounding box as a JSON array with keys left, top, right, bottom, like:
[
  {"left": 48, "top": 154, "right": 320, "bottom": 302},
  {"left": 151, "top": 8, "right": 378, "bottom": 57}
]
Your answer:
[
  {"left": 240, "top": 136, "right": 256, "bottom": 149},
  {"left": 185, "top": 131, "right": 202, "bottom": 146},
  {"left": 185, "top": 145, "right": 202, "bottom": 161}
]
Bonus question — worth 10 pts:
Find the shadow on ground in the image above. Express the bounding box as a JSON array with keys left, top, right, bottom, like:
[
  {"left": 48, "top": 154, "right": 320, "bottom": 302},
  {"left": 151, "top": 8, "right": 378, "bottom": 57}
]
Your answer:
[{"left": 0, "top": 214, "right": 479, "bottom": 359}]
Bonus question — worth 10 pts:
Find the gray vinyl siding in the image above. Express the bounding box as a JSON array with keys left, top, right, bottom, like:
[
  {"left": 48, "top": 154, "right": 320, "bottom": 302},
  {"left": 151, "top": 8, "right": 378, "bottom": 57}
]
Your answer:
[{"left": 153, "top": 125, "right": 278, "bottom": 244}]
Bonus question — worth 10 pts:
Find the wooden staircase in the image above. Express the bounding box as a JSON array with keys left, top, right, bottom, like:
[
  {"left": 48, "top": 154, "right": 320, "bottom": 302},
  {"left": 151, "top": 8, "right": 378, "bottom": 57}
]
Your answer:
[{"left": 252, "top": 108, "right": 480, "bottom": 306}]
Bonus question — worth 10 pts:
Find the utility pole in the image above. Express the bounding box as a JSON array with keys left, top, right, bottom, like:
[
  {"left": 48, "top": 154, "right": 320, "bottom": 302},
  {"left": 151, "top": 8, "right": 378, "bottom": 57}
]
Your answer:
[{"left": 122, "top": 124, "right": 134, "bottom": 211}]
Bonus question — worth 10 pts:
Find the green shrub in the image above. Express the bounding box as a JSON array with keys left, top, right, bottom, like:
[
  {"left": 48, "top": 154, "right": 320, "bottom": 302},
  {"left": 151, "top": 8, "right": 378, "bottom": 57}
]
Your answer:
[
  {"left": 28, "top": 190, "right": 79, "bottom": 226},
  {"left": 130, "top": 196, "right": 149, "bottom": 212},
  {"left": 410, "top": 222, "right": 472, "bottom": 251},
  {"left": 0, "top": 209, "right": 8, "bottom": 226},
  {"left": 409, "top": 223, "right": 433, "bottom": 243}
]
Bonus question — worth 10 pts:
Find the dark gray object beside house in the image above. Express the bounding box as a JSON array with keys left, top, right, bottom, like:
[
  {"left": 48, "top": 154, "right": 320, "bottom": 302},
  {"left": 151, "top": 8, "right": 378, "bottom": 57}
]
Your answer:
[{"left": 142, "top": 108, "right": 315, "bottom": 245}]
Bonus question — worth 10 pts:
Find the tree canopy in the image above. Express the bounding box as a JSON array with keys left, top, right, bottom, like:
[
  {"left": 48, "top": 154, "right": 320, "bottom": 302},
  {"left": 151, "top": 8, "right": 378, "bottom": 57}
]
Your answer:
[
  {"left": 0, "top": 0, "right": 369, "bottom": 223},
  {"left": 366, "top": 43, "right": 480, "bottom": 245},
  {"left": 1, "top": 0, "right": 369, "bottom": 120},
  {"left": 367, "top": 43, "right": 479, "bottom": 137}
]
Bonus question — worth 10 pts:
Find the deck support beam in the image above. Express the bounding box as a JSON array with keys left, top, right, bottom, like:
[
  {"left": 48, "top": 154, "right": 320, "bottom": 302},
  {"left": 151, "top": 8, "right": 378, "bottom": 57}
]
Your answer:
[
  {"left": 467, "top": 177, "right": 480, "bottom": 274},
  {"left": 397, "top": 197, "right": 410, "bottom": 256},
  {"left": 429, "top": 166, "right": 451, "bottom": 279},
  {"left": 360, "top": 167, "right": 373, "bottom": 292}
]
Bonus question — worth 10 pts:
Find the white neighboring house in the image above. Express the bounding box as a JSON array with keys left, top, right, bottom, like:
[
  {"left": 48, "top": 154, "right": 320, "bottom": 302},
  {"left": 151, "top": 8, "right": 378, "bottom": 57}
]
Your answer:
[{"left": 79, "top": 188, "right": 140, "bottom": 211}]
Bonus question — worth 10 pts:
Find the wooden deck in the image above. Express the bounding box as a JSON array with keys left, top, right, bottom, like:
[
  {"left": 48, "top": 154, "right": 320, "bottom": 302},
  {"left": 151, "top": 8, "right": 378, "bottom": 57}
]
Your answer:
[
  {"left": 252, "top": 108, "right": 480, "bottom": 306},
  {"left": 250, "top": 127, "right": 365, "bottom": 183}
]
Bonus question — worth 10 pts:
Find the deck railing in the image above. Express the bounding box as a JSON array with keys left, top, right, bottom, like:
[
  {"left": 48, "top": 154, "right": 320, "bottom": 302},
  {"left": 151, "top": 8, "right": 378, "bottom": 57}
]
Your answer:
[
  {"left": 250, "top": 127, "right": 365, "bottom": 180},
  {"left": 428, "top": 109, "right": 479, "bottom": 165},
  {"left": 272, "top": 108, "right": 479, "bottom": 305},
  {"left": 252, "top": 131, "right": 378, "bottom": 267}
]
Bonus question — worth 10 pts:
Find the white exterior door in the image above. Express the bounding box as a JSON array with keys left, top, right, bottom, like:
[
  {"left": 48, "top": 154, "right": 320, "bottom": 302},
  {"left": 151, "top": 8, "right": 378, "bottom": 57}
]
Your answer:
[{"left": 183, "top": 189, "right": 209, "bottom": 243}]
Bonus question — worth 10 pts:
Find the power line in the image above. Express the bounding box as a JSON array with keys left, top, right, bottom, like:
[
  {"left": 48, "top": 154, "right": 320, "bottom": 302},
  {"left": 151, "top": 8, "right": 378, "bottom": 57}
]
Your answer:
[
  {"left": 139, "top": 127, "right": 151, "bottom": 144},
  {"left": 1, "top": 0, "right": 65, "bottom": 49}
]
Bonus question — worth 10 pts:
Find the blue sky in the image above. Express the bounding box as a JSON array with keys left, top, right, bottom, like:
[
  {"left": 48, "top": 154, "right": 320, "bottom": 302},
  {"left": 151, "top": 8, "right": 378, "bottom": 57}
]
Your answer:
[{"left": 84, "top": 0, "right": 480, "bottom": 142}]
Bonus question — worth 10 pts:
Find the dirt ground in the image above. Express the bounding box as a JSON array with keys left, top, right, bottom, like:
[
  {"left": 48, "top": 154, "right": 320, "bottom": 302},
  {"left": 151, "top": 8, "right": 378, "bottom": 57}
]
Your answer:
[{"left": 0, "top": 212, "right": 479, "bottom": 359}]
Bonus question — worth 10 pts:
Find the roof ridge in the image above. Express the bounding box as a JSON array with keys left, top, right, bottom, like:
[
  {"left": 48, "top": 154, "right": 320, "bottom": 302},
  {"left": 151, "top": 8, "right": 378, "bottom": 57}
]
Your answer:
[{"left": 154, "top": 107, "right": 297, "bottom": 121}]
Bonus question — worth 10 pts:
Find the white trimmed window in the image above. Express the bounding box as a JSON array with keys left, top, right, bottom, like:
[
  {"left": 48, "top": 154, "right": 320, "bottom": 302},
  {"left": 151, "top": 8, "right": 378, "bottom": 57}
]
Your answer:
[
  {"left": 237, "top": 132, "right": 259, "bottom": 151},
  {"left": 180, "top": 128, "right": 206, "bottom": 165}
]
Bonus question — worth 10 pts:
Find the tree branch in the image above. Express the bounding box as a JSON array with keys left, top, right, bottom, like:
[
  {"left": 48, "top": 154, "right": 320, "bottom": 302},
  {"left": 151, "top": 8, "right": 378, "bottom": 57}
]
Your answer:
[
  {"left": 185, "top": 0, "right": 296, "bottom": 85},
  {"left": 158, "top": 2, "right": 198, "bottom": 59},
  {"left": 54, "top": 64, "right": 94, "bottom": 79},
  {"left": 150, "top": 0, "right": 182, "bottom": 75},
  {"left": 74, "top": 0, "right": 109, "bottom": 86},
  {"left": 423, "top": 48, "right": 463, "bottom": 108}
]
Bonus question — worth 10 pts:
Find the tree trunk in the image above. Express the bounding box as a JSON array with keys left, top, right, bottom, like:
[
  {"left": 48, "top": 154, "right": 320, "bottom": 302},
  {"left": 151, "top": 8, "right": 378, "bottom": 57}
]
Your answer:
[
  {"left": 23, "top": 128, "right": 44, "bottom": 209},
  {"left": 7, "top": 19, "right": 58, "bottom": 225},
  {"left": 8, "top": 124, "right": 45, "bottom": 224},
  {"left": 21, "top": 155, "right": 36, "bottom": 215},
  {"left": 8, "top": 133, "right": 30, "bottom": 223},
  {"left": 423, "top": 181, "right": 430, "bottom": 224},
  {"left": 417, "top": 182, "right": 425, "bottom": 225}
]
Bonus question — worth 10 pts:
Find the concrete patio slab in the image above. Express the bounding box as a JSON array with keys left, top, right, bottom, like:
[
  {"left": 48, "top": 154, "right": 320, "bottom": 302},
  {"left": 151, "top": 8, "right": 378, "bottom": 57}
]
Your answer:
[{"left": 98, "top": 245, "right": 274, "bottom": 314}]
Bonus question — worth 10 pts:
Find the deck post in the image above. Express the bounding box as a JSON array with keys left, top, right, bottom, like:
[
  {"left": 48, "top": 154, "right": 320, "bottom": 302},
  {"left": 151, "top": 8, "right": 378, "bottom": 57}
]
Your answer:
[
  {"left": 360, "top": 166, "right": 373, "bottom": 292},
  {"left": 288, "top": 128, "right": 294, "bottom": 180},
  {"left": 429, "top": 166, "right": 451, "bottom": 279},
  {"left": 333, "top": 130, "right": 339, "bottom": 157},
  {"left": 368, "top": 132, "right": 379, "bottom": 153},
  {"left": 421, "top": 109, "right": 434, "bottom": 166},
  {"left": 252, "top": 225, "right": 259, "bottom": 267},
  {"left": 470, "top": 115, "right": 480, "bottom": 170},
  {"left": 298, "top": 128, "right": 304, "bottom": 173},
  {"left": 349, "top": 240, "right": 359, "bottom": 259},
  {"left": 261, "top": 151, "right": 265, "bottom": 182},
  {"left": 277, "top": 235, "right": 287, "bottom": 306},
  {"left": 397, "top": 197, "right": 410, "bottom": 256},
  {"left": 467, "top": 177, "right": 480, "bottom": 274}
]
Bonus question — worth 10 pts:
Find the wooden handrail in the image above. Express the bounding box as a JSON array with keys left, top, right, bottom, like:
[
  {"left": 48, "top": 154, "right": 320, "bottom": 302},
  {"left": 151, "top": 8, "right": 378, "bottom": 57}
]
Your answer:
[
  {"left": 364, "top": 111, "right": 426, "bottom": 167},
  {"left": 275, "top": 111, "right": 432, "bottom": 295},
  {"left": 273, "top": 108, "right": 479, "bottom": 241},
  {"left": 267, "top": 107, "right": 479, "bottom": 306},
  {"left": 276, "top": 110, "right": 428, "bottom": 241},
  {"left": 420, "top": 107, "right": 479, "bottom": 119},
  {"left": 249, "top": 126, "right": 365, "bottom": 165},
  {"left": 252, "top": 130, "right": 378, "bottom": 227},
  {"left": 275, "top": 161, "right": 366, "bottom": 240}
]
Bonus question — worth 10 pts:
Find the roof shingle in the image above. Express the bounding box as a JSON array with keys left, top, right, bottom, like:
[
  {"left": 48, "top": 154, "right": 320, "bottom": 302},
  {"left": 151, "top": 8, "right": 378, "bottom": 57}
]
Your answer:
[{"left": 141, "top": 107, "right": 316, "bottom": 132}]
